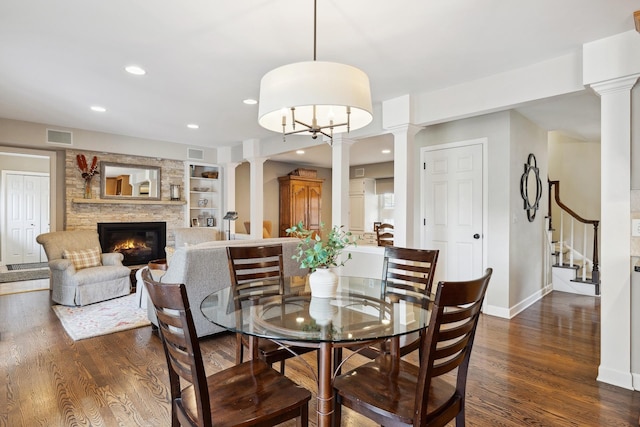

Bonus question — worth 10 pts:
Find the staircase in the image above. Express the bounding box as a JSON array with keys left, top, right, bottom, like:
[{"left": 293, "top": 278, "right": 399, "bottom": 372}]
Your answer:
[
  {"left": 550, "top": 239, "right": 599, "bottom": 296},
  {"left": 547, "top": 180, "right": 600, "bottom": 296}
]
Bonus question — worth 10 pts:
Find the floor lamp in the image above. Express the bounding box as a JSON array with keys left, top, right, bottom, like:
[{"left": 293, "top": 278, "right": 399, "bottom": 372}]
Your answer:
[{"left": 223, "top": 211, "right": 238, "bottom": 240}]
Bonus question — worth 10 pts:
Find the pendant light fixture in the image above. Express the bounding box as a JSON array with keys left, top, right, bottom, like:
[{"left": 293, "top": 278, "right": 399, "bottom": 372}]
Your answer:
[{"left": 258, "top": 0, "right": 373, "bottom": 143}]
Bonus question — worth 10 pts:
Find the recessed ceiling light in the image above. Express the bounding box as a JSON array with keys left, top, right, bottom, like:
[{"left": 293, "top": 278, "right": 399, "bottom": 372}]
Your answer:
[
  {"left": 381, "top": 149, "right": 391, "bottom": 154},
  {"left": 296, "top": 150, "right": 305, "bottom": 154},
  {"left": 90, "top": 106, "right": 106, "bottom": 112},
  {"left": 187, "top": 123, "right": 199, "bottom": 129},
  {"left": 125, "top": 65, "right": 146, "bottom": 75},
  {"left": 243, "top": 98, "right": 258, "bottom": 105}
]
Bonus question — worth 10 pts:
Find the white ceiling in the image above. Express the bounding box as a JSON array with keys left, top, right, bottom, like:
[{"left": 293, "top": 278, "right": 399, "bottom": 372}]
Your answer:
[{"left": 1, "top": 1, "right": 636, "bottom": 167}]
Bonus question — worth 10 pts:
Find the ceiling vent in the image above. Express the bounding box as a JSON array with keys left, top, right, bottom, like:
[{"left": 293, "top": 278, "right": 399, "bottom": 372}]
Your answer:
[
  {"left": 187, "top": 147, "right": 204, "bottom": 161},
  {"left": 355, "top": 168, "right": 365, "bottom": 177},
  {"left": 46, "top": 129, "right": 73, "bottom": 146}
]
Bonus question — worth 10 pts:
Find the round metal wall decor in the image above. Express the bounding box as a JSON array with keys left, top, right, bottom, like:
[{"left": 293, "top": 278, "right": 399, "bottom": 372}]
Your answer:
[{"left": 520, "top": 153, "right": 542, "bottom": 222}]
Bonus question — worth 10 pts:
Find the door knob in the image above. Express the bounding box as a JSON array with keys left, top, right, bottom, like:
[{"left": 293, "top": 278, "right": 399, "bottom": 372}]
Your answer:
[{"left": 473, "top": 233, "right": 480, "bottom": 239}]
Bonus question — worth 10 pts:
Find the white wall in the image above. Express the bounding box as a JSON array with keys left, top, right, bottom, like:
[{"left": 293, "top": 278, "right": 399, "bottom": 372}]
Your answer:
[
  {"left": 548, "top": 132, "right": 601, "bottom": 220},
  {"left": 509, "top": 111, "right": 549, "bottom": 308},
  {"left": 415, "top": 110, "right": 549, "bottom": 317},
  {"left": 413, "top": 52, "right": 584, "bottom": 127},
  {"left": 0, "top": 118, "right": 218, "bottom": 163},
  {"left": 632, "top": 85, "right": 640, "bottom": 190},
  {"left": 348, "top": 161, "right": 393, "bottom": 179}
]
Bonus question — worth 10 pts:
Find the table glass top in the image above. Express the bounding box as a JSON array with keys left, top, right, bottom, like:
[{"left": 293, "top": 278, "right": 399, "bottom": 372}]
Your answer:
[{"left": 200, "top": 276, "right": 432, "bottom": 343}]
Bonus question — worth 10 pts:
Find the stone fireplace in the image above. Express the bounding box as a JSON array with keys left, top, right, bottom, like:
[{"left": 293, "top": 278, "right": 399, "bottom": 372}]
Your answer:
[
  {"left": 65, "top": 150, "right": 185, "bottom": 247},
  {"left": 98, "top": 222, "right": 166, "bottom": 266}
]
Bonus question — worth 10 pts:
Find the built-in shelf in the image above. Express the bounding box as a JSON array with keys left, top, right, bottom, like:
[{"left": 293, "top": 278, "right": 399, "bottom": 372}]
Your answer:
[
  {"left": 186, "top": 162, "right": 221, "bottom": 228},
  {"left": 72, "top": 198, "right": 186, "bottom": 205}
]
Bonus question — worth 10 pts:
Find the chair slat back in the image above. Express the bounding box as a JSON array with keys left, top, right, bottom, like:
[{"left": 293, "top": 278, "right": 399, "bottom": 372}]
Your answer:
[
  {"left": 227, "top": 245, "right": 285, "bottom": 307},
  {"left": 414, "top": 268, "right": 492, "bottom": 426},
  {"left": 376, "top": 223, "right": 394, "bottom": 247},
  {"left": 382, "top": 246, "right": 439, "bottom": 308},
  {"left": 142, "top": 269, "right": 212, "bottom": 427}
]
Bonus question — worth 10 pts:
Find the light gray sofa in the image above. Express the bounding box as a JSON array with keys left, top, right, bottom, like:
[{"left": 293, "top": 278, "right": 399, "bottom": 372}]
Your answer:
[
  {"left": 172, "top": 227, "right": 221, "bottom": 248},
  {"left": 147, "top": 237, "right": 307, "bottom": 337}
]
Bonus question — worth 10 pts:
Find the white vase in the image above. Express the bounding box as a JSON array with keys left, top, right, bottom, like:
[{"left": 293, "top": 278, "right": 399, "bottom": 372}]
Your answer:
[
  {"left": 309, "top": 296, "right": 337, "bottom": 326},
  {"left": 308, "top": 267, "right": 338, "bottom": 298}
]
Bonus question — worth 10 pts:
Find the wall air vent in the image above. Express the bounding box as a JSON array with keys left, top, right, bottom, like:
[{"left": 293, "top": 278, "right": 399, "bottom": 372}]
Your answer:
[
  {"left": 46, "top": 129, "right": 73, "bottom": 146},
  {"left": 187, "top": 147, "right": 204, "bottom": 161},
  {"left": 355, "top": 168, "right": 365, "bottom": 177}
]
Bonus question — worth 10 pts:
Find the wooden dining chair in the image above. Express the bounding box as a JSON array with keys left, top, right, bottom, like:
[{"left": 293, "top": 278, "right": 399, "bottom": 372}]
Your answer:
[
  {"left": 376, "top": 223, "right": 394, "bottom": 246},
  {"left": 141, "top": 269, "right": 311, "bottom": 427},
  {"left": 333, "top": 246, "right": 439, "bottom": 371},
  {"left": 382, "top": 246, "right": 439, "bottom": 356},
  {"left": 227, "top": 244, "right": 315, "bottom": 373},
  {"left": 333, "top": 268, "right": 493, "bottom": 427}
]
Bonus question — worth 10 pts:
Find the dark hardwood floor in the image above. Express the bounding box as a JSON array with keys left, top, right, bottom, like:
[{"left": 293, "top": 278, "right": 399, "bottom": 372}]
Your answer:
[{"left": 0, "top": 288, "right": 638, "bottom": 426}]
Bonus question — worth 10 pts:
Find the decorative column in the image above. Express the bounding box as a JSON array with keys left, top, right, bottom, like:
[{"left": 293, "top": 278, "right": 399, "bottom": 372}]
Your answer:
[
  {"left": 243, "top": 139, "right": 267, "bottom": 240},
  {"left": 248, "top": 157, "right": 267, "bottom": 239},
  {"left": 388, "top": 124, "right": 422, "bottom": 247},
  {"left": 219, "top": 146, "right": 240, "bottom": 239},
  {"left": 591, "top": 74, "right": 639, "bottom": 390},
  {"left": 331, "top": 135, "right": 355, "bottom": 230}
]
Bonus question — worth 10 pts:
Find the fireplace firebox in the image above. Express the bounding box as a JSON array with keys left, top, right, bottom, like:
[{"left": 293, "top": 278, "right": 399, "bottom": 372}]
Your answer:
[{"left": 97, "top": 222, "right": 166, "bottom": 266}]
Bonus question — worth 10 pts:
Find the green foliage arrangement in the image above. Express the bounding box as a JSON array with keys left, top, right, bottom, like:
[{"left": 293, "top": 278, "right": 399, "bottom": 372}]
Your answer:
[{"left": 286, "top": 221, "right": 357, "bottom": 272}]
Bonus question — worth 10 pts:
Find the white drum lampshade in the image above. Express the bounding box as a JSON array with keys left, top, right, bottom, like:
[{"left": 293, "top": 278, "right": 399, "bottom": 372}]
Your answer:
[{"left": 258, "top": 61, "right": 373, "bottom": 138}]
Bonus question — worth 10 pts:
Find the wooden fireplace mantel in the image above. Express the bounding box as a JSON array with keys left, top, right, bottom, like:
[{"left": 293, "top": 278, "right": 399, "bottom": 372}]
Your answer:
[{"left": 72, "top": 198, "right": 186, "bottom": 206}]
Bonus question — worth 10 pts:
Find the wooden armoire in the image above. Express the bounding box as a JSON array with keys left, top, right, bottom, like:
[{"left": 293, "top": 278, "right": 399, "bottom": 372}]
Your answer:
[{"left": 278, "top": 175, "right": 323, "bottom": 237}]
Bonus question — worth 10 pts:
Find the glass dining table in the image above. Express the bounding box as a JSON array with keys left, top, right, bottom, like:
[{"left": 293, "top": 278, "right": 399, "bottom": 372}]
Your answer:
[{"left": 200, "top": 275, "right": 431, "bottom": 427}]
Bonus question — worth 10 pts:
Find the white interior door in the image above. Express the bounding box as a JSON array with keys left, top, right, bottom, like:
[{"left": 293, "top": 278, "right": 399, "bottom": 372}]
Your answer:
[
  {"left": 422, "top": 143, "right": 483, "bottom": 285},
  {"left": 3, "top": 173, "right": 49, "bottom": 264},
  {"left": 40, "top": 176, "right": 50, "bottom": 260}
]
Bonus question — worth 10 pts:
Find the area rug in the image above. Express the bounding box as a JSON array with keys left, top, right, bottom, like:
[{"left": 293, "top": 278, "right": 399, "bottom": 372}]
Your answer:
[
  {"left": 7, "top": 262, "right": 49, "bottom": 271},
  {"left": 0, "top": 268, "right": 50, "bottom": 283},
  {"left": 52, "top": 294, "right": 150, "bottom": 341}
]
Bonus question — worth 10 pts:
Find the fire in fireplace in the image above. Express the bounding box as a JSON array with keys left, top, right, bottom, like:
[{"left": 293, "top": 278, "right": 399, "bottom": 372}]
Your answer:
[{"left": 97, "top": 222, "right": 166, "bottom": 266}]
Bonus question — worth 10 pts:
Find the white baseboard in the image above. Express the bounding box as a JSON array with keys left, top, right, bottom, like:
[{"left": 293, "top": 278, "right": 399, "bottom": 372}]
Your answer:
[
  {"left": 597, "top": 366, "right": 634, "bottom": 390},
  {"left": 483, "top": 284, "right": 552, "bottom": 319},
  {"left": 482, "top": 304, "right": 510, "bottom": 318},
  {"left": 633, "top": 372, "right": 640, "bottom": 391}
]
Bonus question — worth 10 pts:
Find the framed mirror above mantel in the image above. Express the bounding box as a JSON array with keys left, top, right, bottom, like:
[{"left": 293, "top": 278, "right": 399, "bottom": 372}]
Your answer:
[{"left": 100, "top": 162, "right": 161, "bottom": 200}]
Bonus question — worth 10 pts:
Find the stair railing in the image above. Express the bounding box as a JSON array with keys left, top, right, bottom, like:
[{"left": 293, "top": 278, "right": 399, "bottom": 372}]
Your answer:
[{"left": 548, "top": 179, "right": 600, "bottom": 294}]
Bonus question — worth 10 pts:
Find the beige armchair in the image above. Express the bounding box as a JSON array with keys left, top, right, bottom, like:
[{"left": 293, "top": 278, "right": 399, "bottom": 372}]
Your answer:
[{"left": 36, "top": 230, "right": 131, "bottom": 306}]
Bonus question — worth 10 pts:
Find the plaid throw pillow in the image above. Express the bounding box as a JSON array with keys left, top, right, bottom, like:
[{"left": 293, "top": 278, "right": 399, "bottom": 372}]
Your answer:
[{"left": 63, "top": 247, "right": 102, "bottom": 270}]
